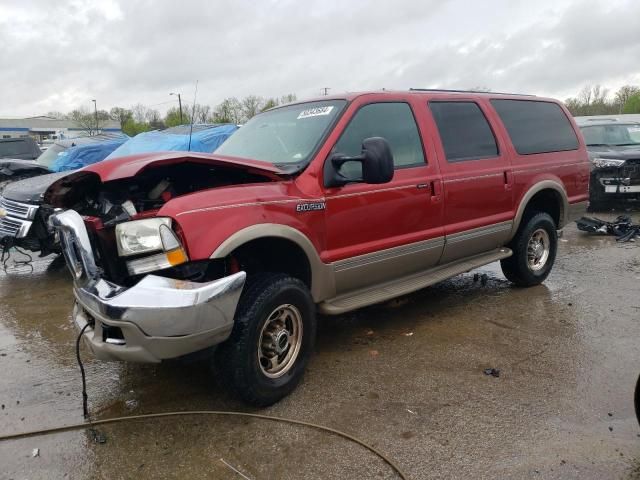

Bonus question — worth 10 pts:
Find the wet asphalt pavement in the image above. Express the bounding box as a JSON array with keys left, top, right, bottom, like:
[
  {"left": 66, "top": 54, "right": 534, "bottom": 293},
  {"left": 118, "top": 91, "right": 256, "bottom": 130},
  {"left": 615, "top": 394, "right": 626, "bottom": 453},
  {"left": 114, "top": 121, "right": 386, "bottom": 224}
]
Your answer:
[{"left": 1, "top": 215, "right": 640, "bottom": 480}]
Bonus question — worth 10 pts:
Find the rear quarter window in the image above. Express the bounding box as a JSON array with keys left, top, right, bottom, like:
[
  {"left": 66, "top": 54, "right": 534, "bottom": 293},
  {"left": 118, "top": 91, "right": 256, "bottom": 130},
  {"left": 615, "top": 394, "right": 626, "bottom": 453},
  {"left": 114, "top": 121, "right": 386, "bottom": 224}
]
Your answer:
[{"left": 490, "top": 99, "right": 579, "bottom": 155}]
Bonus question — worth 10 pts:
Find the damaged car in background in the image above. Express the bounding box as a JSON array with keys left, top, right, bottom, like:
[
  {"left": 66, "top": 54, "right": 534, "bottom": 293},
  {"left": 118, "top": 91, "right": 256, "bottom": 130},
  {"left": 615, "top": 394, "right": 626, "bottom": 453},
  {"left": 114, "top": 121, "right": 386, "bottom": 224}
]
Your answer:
[
  {"left": 577, "top": 119, "right": 640, "bottom": 210},
  {"left": 0, "top": 134, "right": 129, "bottom": 255}
]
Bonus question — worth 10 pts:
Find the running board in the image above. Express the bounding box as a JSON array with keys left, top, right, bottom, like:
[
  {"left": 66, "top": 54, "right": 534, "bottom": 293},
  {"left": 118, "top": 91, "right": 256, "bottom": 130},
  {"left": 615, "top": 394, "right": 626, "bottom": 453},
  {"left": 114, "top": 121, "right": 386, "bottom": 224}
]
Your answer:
[{"left": 319, "top": 247, "right": 512, "bottom": 315}]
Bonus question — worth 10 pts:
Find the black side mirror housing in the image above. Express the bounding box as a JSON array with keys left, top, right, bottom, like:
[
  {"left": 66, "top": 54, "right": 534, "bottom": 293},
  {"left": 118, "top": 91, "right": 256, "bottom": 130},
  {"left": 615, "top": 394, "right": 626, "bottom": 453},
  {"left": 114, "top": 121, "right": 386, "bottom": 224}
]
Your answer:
[{"left": 324, "top": 137, "right": 394, "bottom": 188}]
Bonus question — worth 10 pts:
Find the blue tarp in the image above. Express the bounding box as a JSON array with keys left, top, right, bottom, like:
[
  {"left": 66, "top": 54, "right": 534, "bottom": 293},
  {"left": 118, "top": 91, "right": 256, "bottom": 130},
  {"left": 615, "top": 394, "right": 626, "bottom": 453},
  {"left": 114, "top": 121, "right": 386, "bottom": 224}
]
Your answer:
[
  {"left": 106, "top": 124, "right": 239, "bottom": 160},
  {"left": 50, "top": 136, "right": 129, "bottom": 172}
]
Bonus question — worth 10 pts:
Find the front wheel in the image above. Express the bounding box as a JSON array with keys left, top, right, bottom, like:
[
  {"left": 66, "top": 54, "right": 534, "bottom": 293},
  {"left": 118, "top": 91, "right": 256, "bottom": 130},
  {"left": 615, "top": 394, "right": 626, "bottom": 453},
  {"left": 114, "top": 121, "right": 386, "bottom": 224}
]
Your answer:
[
  {"left": 215, "top": 273, "right": 316, "bottom": 406},
  {"left": 501, "top": 212, "right": 558, "bottom": 287}
]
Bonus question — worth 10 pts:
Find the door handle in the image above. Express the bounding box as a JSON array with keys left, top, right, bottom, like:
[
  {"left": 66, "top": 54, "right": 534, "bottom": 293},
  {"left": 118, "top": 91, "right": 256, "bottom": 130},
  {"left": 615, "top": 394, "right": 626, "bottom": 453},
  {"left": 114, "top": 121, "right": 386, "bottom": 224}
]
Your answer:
[
  {"left": 430, "top": 180, "right": 442, "bottom": 204},
  {"left": 503, "top": 170, "right": 513, "bottom": 192}
]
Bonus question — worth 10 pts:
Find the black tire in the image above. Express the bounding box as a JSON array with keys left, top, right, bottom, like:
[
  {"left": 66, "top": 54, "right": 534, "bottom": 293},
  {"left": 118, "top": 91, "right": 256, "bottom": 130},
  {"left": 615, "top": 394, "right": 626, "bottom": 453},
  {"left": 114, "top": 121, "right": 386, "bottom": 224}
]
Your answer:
[
  {"left": 501, "top": 212, "right": 557, "bottom": 287},
  {"left": 215, "top": 273, "right": 316, "bottom": 406}
]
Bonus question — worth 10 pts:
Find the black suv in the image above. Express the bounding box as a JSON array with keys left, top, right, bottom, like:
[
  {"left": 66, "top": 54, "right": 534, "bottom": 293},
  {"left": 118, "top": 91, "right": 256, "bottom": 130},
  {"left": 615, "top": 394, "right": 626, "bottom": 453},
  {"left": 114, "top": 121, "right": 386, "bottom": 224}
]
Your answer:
[
  {"left": 577, "top": 119, "right": 640, "bottom": 209},
  {"left": 0, "top": 137, "right": 42, "bottom": 160}
]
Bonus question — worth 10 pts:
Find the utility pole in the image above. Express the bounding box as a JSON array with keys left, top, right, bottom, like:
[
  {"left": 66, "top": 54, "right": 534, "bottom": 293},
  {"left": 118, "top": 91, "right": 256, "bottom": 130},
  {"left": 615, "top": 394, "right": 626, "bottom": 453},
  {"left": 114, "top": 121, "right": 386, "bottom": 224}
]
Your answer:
[
  {"left": 170, "top": 92, "right": 183, "bottom": 124},
  {"left": 91, "top": 99, "right": 98, "bottom": 135},
  {"left": 321, "top": 87, "right": 331, "bottom": 96}
]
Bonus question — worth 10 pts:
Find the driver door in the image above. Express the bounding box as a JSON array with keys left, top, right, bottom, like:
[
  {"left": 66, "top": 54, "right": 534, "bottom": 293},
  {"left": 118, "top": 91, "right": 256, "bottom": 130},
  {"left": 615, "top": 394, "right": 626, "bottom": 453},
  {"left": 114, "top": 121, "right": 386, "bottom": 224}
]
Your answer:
[{"left": 322, "top": 99, "right": 444, "bottom": 294}]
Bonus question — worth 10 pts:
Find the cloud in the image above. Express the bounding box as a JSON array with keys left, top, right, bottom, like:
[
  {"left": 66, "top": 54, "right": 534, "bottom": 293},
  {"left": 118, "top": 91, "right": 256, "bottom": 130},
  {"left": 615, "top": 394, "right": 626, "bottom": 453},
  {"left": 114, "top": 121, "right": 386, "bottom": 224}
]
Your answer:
[{"left": 0, "top": 0, "right": 638, "bottom": 116}]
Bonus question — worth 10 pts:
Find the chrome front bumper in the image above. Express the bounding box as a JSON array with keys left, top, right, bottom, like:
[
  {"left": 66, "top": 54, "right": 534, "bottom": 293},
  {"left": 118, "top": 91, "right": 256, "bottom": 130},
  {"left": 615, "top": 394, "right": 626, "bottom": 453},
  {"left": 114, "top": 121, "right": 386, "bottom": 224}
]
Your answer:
[{"left": 51, "top": 210, "right": 246, "bottom": 363}]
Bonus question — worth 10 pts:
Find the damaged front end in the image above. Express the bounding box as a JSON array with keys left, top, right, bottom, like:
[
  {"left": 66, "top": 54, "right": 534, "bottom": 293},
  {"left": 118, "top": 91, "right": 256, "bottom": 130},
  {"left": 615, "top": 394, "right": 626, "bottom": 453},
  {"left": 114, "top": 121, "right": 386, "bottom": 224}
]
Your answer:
[
  {"left": 590, "top": 157, "right": 640, "bottom": 203},
  {"left": 51, "top": 209, "right": 245, "bottom": 363},
  {"left": 45, "top": 154, "right": 287, "bottom": 362}
]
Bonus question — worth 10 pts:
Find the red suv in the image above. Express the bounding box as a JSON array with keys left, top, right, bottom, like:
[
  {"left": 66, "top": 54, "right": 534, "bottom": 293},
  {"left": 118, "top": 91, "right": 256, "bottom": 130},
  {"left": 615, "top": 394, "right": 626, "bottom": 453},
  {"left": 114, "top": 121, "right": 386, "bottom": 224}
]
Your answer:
[{"left": 48, "top": 90, "right": 589, "bottom": 405}]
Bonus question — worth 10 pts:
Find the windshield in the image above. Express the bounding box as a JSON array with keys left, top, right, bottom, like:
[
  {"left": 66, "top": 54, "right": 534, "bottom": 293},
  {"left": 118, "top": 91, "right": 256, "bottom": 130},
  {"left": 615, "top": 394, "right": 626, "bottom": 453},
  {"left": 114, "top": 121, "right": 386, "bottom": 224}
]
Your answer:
[
  {"left": 580, "top": 124, "right": 640, "bottom": 147},
  {"left": 215, "top": 100, "right": 347, "bottom": 167},
  {"left": 36, "top": 143, "right": 67, "bottom": 169}
]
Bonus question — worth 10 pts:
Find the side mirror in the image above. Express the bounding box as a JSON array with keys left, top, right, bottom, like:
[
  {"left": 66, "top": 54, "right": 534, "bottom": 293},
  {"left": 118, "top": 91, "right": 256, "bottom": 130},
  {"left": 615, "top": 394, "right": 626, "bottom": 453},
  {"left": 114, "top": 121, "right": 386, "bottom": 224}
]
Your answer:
[{"left": 324, "top": 137, "right": 394, "bottom": 188}]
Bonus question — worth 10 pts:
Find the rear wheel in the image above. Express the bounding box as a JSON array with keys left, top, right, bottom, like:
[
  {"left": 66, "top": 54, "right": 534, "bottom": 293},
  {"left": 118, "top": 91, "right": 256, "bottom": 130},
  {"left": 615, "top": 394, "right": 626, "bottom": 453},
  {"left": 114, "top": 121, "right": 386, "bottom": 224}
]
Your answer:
[
  {"left": 215, "top": 273, "right": 316, "bottom": 406},
  {"left": 501, "top": 212, "right": 557, "bottom": 287}
]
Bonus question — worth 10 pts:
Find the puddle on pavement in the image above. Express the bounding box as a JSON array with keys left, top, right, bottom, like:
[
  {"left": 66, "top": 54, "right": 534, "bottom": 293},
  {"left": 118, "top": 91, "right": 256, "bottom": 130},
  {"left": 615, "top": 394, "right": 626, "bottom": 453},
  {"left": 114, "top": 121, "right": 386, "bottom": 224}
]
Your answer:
[{"left": 1, "top": 221, "right": 640, "bottom": 479}]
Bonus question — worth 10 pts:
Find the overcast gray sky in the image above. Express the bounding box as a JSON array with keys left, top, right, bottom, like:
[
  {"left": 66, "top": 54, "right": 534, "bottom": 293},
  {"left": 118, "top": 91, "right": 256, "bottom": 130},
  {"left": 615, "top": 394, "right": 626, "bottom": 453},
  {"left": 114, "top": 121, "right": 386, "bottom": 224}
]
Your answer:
[{"left": 1, "top": 0, "right": 639, "bottom": 117}]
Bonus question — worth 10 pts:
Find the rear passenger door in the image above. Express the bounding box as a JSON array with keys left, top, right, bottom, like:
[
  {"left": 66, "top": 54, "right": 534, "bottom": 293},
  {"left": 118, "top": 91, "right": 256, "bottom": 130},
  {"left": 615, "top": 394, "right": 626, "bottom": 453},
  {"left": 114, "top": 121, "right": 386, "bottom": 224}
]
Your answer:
[{"left": 427, "top": 100, "right": 514, "bottom": 264}]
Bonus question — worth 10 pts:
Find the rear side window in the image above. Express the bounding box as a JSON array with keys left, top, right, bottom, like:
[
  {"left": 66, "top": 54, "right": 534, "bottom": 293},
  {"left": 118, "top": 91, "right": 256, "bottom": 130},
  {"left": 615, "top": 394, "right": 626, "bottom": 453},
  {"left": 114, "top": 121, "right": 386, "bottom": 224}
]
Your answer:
[
  {"left": 429, "top": 101, "right": 498, "bottom": 162},
  {"left": 491, "top": 99, "right": 579, "bottom": 155}
]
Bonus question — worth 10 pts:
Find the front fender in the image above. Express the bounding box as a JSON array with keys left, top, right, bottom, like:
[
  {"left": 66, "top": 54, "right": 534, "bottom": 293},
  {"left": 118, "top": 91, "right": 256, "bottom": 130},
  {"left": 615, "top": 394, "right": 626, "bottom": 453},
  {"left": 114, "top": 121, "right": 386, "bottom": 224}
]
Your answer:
[{"left": 210, "top": 223, "right": 334, "bottom": 302}]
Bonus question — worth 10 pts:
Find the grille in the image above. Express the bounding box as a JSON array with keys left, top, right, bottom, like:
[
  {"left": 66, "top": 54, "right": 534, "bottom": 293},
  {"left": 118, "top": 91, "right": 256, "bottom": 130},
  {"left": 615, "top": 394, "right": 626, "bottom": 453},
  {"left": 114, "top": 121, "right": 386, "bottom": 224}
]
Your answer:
[
  {"left": 0, "top": 216, "right": 26, "bottom": 237},
  {"left": 0, "top": 197, "right": 33, "bottom": 220}
]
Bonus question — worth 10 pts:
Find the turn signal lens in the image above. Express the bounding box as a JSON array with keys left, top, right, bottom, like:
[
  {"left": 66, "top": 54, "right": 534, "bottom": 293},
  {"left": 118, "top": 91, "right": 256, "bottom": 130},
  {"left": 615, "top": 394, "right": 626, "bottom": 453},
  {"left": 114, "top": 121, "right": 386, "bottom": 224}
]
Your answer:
[
  {"left": 166, "top": 247, "right": 188, "bottom": 266},
  {"left": 160, "top": 224, "right": 188, "bottom": 267}
]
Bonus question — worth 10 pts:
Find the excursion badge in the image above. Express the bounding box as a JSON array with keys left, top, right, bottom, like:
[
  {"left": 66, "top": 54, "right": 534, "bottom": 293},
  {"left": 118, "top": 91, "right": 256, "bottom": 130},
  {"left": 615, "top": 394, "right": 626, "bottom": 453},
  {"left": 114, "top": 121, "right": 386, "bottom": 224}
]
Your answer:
[{"left": 296, "top": 202, "right": 326, "bottom": 212}]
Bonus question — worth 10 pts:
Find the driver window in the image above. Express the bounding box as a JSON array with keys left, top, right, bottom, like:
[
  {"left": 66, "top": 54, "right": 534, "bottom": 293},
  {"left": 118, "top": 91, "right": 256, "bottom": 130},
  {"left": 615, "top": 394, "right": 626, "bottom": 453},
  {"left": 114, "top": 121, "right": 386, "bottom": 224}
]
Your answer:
[{"left": 333, "top": 102, "right": 425, "bottom": 178}]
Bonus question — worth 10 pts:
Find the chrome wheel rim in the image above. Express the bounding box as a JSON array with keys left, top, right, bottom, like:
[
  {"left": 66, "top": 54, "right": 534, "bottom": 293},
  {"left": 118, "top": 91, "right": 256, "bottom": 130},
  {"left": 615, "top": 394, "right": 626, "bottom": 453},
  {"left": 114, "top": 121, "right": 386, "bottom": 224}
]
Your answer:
[
  {"left": 257, "top": 304, "right": 303, "bottom": 379},
  {"left": 527, "top": 228, "right": 550, "bottom": 272}
]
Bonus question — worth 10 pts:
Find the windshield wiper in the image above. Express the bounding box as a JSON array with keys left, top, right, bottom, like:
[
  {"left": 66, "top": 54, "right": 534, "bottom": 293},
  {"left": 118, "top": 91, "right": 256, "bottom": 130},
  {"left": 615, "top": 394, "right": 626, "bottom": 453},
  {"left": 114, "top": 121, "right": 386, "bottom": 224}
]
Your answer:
[
  {"left": 613, "top": 143, "right": 640, "bottom": 146},
  {"left": 586, "top": 143, "right": 610, "bottom": 147}
]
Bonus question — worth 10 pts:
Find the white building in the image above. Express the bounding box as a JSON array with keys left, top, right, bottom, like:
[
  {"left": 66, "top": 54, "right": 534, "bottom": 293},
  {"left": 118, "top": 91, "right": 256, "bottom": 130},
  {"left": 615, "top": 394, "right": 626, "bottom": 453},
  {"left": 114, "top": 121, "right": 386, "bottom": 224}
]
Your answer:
[{"left": 0, "top": 116, "right": 122, "bottom": 142}]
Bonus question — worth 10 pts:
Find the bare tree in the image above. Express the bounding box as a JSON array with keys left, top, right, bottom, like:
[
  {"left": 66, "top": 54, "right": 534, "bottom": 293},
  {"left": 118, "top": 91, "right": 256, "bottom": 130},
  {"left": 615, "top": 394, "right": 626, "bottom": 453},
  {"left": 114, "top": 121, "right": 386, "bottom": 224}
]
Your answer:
[
  {"left": 280, "top": 94, "right": 297, "bottom": 104},
  {"left": 213, "top": 97, "right": 243, "bottom": 124},
  {"left": 193, "top": 104, "right": 211, "bottom": 123},
  {"left": 241, "top": 95, "right": 264, "bottom": 122},
  {"left": 145, "top": 109, "right": 164, "bottom": 129},
  {"left": 578, "top": 85, "right": 593, "bottom": 106},
  {"left": 110, "top": 107, "right": 133, "bottom": 128},
  {"left": 67, "top": 107, "right": 99, "bottom": 135},
  {"left": 131, "top": 103, "right": 151, "bottom": 124}
]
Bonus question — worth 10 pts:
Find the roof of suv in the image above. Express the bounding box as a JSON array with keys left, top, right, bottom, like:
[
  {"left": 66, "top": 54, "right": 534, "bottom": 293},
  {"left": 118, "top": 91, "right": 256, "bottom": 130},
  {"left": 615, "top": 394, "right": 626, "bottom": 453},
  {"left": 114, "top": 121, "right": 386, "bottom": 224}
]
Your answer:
[{"left": 284, "top": 89, "right": 557, "bottom": 107}]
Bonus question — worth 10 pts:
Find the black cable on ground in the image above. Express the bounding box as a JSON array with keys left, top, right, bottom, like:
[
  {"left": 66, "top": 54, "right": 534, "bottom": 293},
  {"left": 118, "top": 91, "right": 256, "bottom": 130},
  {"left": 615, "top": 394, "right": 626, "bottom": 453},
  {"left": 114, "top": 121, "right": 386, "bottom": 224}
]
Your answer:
[
  {"left": 1, "top": 239, "right": 34, "bottom": 273},
  {"left": 75, "top": 322, "right": 92, "bottom": 419},
  {"left": 0, "top": 410, "right": 408, "bottom": 479}
]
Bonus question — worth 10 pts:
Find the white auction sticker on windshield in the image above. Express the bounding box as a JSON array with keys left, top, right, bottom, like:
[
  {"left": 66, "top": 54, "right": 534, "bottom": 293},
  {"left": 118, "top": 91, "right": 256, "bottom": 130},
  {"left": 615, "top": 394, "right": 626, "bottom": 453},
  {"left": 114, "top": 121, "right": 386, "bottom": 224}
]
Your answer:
[{"left": 297, "top": 106, "right": 334, "bottom": 119}]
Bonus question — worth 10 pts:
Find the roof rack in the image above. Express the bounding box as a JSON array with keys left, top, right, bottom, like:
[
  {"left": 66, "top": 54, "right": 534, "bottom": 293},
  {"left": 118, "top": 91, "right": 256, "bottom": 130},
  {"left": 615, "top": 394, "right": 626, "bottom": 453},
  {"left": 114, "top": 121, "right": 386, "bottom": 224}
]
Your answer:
[{"left": 409, "top": 88, "right": 535, "bottom": 97}]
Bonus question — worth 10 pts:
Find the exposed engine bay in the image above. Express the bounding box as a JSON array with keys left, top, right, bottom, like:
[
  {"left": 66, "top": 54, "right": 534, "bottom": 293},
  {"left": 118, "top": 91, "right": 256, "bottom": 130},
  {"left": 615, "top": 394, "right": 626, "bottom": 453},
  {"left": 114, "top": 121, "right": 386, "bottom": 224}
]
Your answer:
[
  {"left": 47, "top": 161, "right": 272, "bottom": 224},
  {"left": 44, "top": 160, "right": 277, "bottom": 285}
]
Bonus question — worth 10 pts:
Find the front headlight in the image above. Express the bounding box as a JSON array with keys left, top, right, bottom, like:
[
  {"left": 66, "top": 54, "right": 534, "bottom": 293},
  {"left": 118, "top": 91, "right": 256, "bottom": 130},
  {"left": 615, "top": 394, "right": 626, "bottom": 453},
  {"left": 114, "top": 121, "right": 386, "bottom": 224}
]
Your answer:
[
  {"left": 591, "top": 156, "right": 625, "bottom": 169},
  {"left": 116, "top": 217, "right": 172, "bottom": 257}
]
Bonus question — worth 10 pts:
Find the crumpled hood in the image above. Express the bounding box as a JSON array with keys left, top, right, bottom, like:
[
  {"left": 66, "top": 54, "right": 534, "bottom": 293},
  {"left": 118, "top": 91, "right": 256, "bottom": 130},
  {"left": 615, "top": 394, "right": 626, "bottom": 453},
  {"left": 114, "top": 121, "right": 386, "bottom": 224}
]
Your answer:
[
  {"left": 2, "top": 171, "right": 68, "bottom": 203},
  {"left": 82, "top": 151, "right": 287, "bottom": 182}
]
